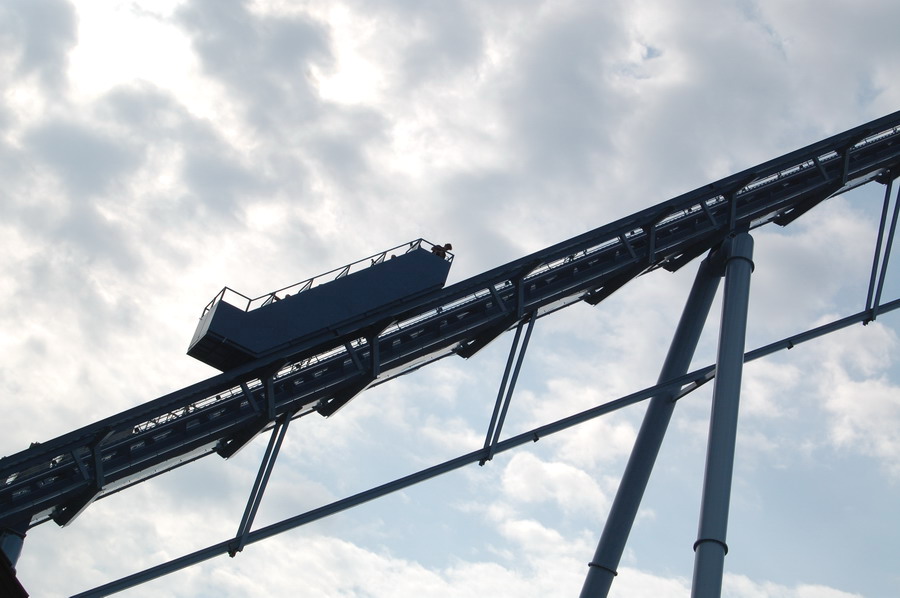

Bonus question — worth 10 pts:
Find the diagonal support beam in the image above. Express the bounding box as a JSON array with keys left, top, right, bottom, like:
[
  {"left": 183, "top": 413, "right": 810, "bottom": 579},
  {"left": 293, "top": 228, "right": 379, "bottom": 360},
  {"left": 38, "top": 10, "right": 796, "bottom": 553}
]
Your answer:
[
  {"left": 51, "top": 430, "right": 114, "bottom": 527},
  {"left": 345, "top": 340, "right": 366, "bottom": 372},
  {"left": 580, "top": 250, "right": 722, "bottom": 598},
  {"left": 228, "top": 411, "right": 293, "bottom": 557},
  {"left": 866, "top": 175, "right": 900, "bottom": 322},
  {"left": 488, "top": 284, "right": 509, "bottom": 314},
  {"left": 480, "top": 315, "right": 536, "bottom": 464}
]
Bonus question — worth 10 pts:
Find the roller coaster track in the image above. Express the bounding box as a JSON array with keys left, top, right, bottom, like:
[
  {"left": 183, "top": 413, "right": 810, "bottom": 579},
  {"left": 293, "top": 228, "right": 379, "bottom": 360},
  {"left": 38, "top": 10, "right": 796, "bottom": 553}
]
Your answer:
[{"left": 3, "top": 111, "right": 900, "bottom": 594}]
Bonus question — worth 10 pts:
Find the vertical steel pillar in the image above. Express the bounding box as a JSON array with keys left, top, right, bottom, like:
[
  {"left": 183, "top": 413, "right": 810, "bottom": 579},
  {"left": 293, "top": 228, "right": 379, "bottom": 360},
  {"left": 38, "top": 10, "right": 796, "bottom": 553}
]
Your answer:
[
  {"left": 691, "top": 233, "right": 754, "bottom": 598},
  {"left": 0, "top": 517, "right": 28, "bottom": 587},
  {"left": 0, "top": 522, "right": 28, "bottom": 598},
  {"left": 0, "top": 527, "right": 25, "bottom": 568},
  {"left": 580, "top": 254, "right": 721, "bottom": 597}
]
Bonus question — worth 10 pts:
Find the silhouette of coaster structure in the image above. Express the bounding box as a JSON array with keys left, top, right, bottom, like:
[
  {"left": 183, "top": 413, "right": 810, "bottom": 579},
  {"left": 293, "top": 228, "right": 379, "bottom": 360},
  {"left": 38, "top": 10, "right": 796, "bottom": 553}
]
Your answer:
[{"left": 3, "top": 111, "right": 900, "bottom": 597}]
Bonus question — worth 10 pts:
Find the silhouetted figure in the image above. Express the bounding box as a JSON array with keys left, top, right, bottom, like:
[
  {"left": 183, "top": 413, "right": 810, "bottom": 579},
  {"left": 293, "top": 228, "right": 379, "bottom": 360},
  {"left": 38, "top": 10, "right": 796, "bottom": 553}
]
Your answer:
[{"left": 431, "top": 243, "right": 453, "bottom": 259}]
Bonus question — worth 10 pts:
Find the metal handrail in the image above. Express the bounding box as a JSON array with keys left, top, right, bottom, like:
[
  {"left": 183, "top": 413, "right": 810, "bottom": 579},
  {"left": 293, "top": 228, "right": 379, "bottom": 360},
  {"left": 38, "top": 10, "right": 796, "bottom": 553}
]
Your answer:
[{"left": 199, "top": 238, "right": 454, "bottom": 317}]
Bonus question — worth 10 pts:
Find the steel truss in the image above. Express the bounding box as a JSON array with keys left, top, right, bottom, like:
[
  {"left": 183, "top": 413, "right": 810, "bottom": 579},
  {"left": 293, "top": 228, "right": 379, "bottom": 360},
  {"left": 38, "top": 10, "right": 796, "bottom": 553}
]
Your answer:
[
  {"left": 2, "top": 111, "right": 900, "bottom": 596},
  {"left": 71, "top": 295, "right": 900, "bottom": 598}
]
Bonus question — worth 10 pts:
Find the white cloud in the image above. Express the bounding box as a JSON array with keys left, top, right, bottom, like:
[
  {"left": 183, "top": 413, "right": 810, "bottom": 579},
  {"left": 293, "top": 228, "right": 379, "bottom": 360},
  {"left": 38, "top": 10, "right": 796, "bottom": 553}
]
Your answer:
[
  {"left": 69, "top": 2, "right": 198, "bottom": 100},
  {"left": 420, "top": 415, "right": 481, "bottom": 454},
  {"left": 723, "top": 573, "right": 864, "bottom": 598},
  {"left": 782, "top": 320, "right": 900, "bottom": 475},
  {"left": 740, "top": 359, "right": 803, "bottom": 418},
  {"left": 501, "top": 452, "right": 610, "bottom": 518},
  {"left": 3, "top": 1, "right": 900, "bottom": 597}
]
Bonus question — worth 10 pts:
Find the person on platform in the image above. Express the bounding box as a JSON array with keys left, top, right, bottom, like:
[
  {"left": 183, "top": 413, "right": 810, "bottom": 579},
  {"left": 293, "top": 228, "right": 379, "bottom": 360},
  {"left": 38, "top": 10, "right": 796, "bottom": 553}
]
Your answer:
[{"left": 431, "top": 243, "right": 453, "bottom": 258}]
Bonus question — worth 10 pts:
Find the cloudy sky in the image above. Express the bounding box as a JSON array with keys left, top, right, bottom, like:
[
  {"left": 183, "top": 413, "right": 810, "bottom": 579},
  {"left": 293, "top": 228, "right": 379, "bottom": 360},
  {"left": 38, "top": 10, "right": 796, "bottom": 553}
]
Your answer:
[{"left": 2, "top": 0, "right": 900, "bottom": 596}]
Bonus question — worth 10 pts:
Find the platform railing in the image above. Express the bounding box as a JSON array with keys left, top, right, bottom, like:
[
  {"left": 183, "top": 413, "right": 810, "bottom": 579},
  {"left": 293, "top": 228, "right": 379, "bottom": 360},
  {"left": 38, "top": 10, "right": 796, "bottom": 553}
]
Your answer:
[{"left": 198, "top": 238, "right": 454, "bottom": 317}]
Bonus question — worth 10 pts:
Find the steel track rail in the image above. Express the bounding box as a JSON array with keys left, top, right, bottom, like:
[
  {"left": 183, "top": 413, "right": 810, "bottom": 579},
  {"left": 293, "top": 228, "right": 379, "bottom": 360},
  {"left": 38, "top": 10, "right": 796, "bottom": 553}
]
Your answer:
[
  {"left": 70, "top": 297, "right": 900, "bottom": 598},
  {"left": 3, "top": 110, "right": 900, "bottom": 531}
]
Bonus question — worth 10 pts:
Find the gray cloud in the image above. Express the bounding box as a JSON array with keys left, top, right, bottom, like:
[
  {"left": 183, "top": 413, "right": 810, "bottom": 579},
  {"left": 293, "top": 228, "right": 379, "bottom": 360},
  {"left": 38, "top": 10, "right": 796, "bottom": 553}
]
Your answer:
[
  {"left": 100, "top": 83, "right": 190, "bottom": 135},
  {"left": 499, "top": 6, "right": 629, "bottom": 182},
  {"left": 399, "top": 2, "right": 485, "bottom": 86},
  {"left": 175, "top": 0, "right": 396, "bottom": 223},
  {"left": 96, "top": 83, "right": 273, "bottom": 225},
  {"left": 0, "top": 0, "right": 77, "bottom": 91},
  {"left": 177, "top": 0, "right": 331, "bottom": 129},
  {"left": 181, "top": 148, "right": 267, "bottom": 218},
  {"left": 24, "top": 120, "right": 143, "bottom": 197},
  {"left": 13, "top": 119, "right": 143, "bottom": 271}
]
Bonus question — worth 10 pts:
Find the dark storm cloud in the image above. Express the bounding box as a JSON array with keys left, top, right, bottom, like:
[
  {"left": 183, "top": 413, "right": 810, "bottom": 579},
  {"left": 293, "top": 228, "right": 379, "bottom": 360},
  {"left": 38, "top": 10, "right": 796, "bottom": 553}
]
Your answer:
[{"left": 0, "top": 0, "right": 77, "bottom": 91}]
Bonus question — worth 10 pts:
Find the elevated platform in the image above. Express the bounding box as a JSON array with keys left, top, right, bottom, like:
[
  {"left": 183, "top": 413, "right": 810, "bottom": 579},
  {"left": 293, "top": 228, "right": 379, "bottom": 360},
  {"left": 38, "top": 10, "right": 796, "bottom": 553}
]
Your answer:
[{"left": 188, "top": 240, "right": 453, "bottom": 371}]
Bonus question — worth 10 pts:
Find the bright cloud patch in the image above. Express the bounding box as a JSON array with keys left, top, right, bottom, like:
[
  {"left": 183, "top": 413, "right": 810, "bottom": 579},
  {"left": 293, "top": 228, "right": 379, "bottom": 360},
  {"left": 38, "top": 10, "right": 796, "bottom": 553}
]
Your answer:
[{"left": 501, "top": 452, "right": 610, "bottom": 517}]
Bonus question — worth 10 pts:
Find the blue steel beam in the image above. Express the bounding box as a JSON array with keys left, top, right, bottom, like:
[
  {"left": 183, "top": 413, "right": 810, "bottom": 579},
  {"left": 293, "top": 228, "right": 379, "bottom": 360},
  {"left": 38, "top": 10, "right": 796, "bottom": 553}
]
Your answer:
[
  {"left": 870, "top": 178, "right": 900, "bottom": 320},
  {"left": 692, "top": 234, "right": 755, "bottom": 598},
  {"left": 229, "top": 411, "right": 292, "bottom": 557},
  {"left": 580, "top": 250, "right": 721, "bottom": 597},
  {"left": 70, "top": 296, "right": 900, "bottom": 598},
  {"left": 3, "top": 111, "right": 900, "bottom": 535},
  {"left": 480, "top": 319, "right": 526, "bottom": 465},
  {"left": 482, "top": 315, "right": 536, "bottom": 464},
  {"left": 865, "top": 177, "right": 895, "bottom": 317}
]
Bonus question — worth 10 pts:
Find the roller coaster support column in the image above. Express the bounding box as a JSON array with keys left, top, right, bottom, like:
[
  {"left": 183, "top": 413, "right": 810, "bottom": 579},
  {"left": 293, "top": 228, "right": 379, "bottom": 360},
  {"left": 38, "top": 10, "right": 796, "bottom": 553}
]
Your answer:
[
  {"left": 691, "top": 232, "right": 754, "bottom": 598},
  {"left": 0, "top": 520, "right": 26, "bottom": 567},
  {"left": 1, "top": 517, "right": 29, "bottom": 597},
  {"left": 581, "top": 251, "right": 721, "bottom": 597}
]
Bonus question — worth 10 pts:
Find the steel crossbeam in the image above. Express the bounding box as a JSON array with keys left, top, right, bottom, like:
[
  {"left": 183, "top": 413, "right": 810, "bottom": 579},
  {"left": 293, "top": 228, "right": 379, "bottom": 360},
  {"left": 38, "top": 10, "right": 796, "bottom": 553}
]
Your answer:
[
  {"left": 3, "top": 111, "right": 900, "bottom": 538},
  {"left": 70, "top": 297, "right": 900, "bottom": 598}
]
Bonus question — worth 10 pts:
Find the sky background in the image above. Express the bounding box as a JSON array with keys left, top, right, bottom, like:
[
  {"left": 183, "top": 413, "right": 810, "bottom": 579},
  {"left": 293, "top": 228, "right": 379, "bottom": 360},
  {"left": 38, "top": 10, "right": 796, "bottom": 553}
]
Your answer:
[{"left": 2, "top": 0, "right": 900, "bottom": 596}]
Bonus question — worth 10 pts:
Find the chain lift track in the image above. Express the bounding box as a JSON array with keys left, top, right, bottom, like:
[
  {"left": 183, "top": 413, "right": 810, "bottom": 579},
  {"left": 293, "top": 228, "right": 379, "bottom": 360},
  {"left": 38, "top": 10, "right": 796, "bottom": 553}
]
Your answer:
[{"left": 3, "top": 111, "right": 900, "bottom": 596}]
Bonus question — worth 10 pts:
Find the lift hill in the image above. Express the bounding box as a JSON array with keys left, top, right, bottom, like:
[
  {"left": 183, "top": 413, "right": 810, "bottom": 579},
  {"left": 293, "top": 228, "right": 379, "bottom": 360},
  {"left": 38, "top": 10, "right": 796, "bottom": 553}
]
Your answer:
[{"left": 2, "top": 111, "right": 900, "bottom": 597}]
